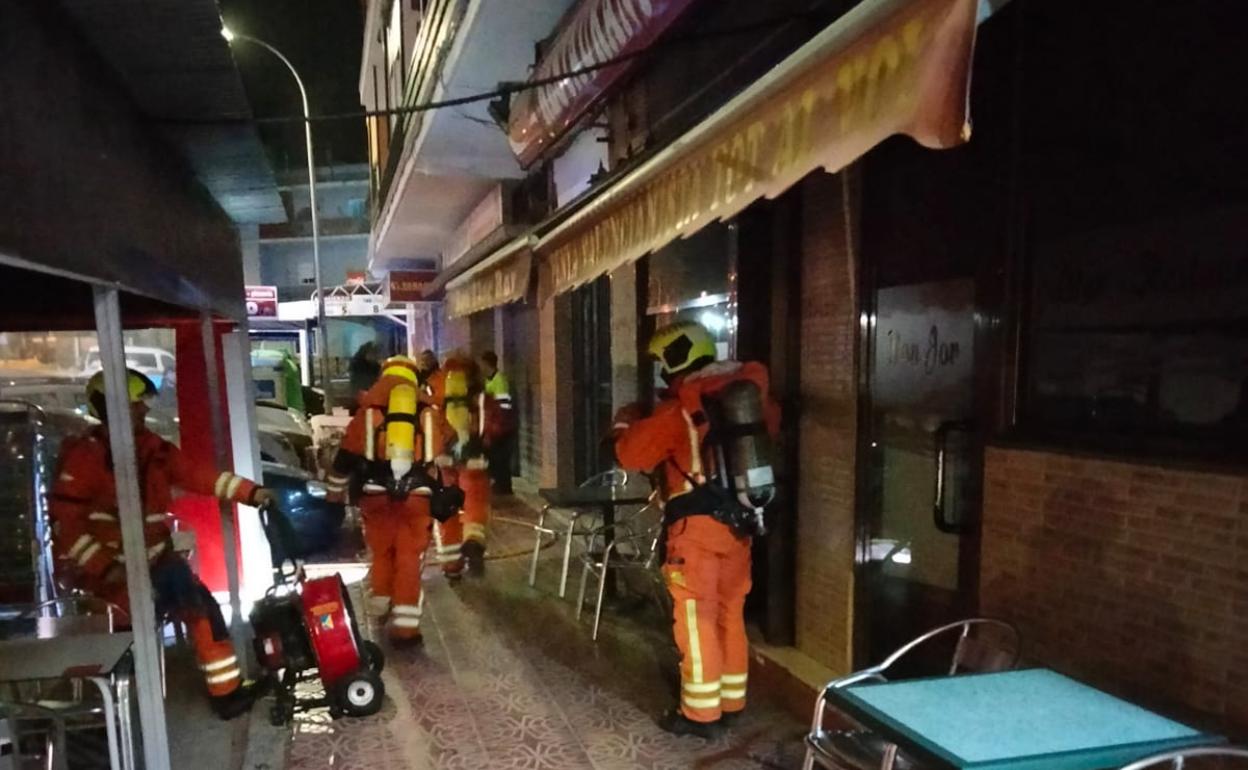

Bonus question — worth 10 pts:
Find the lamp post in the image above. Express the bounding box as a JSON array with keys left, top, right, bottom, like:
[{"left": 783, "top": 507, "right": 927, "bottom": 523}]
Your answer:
[{"left": 223, "top": 26, "right": 333, "bottom": 409}]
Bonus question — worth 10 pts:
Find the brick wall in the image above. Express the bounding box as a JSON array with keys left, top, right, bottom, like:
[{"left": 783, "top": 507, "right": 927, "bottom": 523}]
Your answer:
[
  {"left": 793, "top": 171, "right": 859, "bottom": 673},
  {"left": 981, "top": 446, "right": 1248, "bottom": 734}
]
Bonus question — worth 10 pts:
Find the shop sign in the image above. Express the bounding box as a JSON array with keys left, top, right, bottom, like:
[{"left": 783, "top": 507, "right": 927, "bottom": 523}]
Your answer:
[
  {"left": 446, "top": 248, "right": 534, "bottom": 319},
  {"left": 872, "top": 279, "right": 975, "bottom": 414},
  {"left": 386, "top": 270, "right": 439, "bottom": 303},
  {"left": 244, "top": 286, "right": 279, "bottom": 318},
  {"left": 542, "top": 0, "right": 979, "bottom": 297},
  {"left": 507, "top": 0, "right": 698, "bottom": 168}
]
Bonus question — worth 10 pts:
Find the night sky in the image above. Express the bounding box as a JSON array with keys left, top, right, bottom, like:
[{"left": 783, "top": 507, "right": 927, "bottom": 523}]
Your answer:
[{"left": 220, "top": 0, "right": 367, "bottom": 173}]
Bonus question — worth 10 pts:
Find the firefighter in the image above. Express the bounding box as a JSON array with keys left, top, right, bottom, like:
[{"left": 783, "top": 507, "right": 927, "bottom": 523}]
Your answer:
[
  {"left": 613, "top": 321, "right": 780, "bottom": 737},
  {"left": 327, "top": 355, "right": 437, "bottom": 646},
  {"left": 423, "top": 356, "right": 499, "bottom": 578},
  {"left": 50, "top": 370, "right": 275, "bottom": 719}
]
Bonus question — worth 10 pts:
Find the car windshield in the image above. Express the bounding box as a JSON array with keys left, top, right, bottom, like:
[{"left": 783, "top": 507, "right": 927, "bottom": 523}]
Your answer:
[{"left": 128, "top": 353, "right": 160, "bottom": 369}]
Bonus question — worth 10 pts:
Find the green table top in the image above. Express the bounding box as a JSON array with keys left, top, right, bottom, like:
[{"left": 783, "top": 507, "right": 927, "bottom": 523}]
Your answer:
[{"left": 829, "top": 669, "right": 1219, "bottom": 770}]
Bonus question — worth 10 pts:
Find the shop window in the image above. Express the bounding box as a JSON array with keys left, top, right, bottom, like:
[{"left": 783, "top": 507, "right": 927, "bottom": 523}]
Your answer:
[
  {"left": 646, "top": 222, "right": 737, "bottom": 392},
  {"left": 1020, "top": 207, "right": 1248, "bottom": 460}
]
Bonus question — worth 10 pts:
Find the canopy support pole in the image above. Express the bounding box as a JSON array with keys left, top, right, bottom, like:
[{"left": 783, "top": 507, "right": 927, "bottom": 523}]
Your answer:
[
  {"left": 200, "top": 314, "right": 244, "bottom": 645},
  {"left": 94, "top": 285, "right": 172, "bottom": 770}
]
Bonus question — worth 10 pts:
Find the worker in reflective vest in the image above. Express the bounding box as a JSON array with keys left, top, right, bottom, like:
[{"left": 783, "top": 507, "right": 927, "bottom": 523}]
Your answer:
[
  {"left": 327, "top": 355, "right": 435, "bottom": 645},
  {"left": 423, "top": 356, "right": 501, "bottom": 578},
  {"left": 613, "top": 322, "right": 780, "bottom": 737},
  {"left": 480, "top": 350, "right": 515, "bottom": 495},
  {"left": 50, "top": 370, "right": 275, "bottom": 720}
]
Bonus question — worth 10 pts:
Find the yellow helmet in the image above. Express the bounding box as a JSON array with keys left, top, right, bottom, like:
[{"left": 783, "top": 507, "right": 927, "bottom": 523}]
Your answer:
[
  {"left": 648, "top": 321, "right": 716, "bottom": 379},
  {"left": 85, "top": 369, "right": 158, "bottom": 419},
  {"left": 381, "top": 355, "right": 419, "bottom": 384}
]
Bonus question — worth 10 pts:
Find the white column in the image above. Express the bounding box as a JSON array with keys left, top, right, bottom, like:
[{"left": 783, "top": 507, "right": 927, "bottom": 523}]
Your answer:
[
  {"left": 222, "top": 326, "right": 271, "bottom": 606},
  {"left": 93, "top": 286, "right": 171, "bottom": 770}
]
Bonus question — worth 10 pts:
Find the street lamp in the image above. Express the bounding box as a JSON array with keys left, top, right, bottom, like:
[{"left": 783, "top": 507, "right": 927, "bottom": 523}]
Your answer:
[{"left": 223, "top": 25, "right": 334, "bottom": 409}]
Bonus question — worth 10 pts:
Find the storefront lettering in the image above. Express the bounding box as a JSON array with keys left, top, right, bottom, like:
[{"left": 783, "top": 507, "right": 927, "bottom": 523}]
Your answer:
[
  {"left": 886, "top": 324, "right": 961, "bottom": 375},
  {"left": 545, "top": 0, "right": 975, "bottom": 295}
]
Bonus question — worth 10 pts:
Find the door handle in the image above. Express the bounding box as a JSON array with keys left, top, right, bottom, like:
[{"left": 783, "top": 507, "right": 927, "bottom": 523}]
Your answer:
[{"left": 933, "top": 420, "right": 974, "bottom": 534}]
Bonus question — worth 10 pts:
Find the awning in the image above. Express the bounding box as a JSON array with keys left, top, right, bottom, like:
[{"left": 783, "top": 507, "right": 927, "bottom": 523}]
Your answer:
[
  {"left": 445, "top": 236, "right": 536, "bottom": 318},
  {"left": 536, "top": 0, "right": 980, "bottom": 298}
]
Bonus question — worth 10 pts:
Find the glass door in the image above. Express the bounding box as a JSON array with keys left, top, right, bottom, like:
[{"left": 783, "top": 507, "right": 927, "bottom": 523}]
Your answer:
[{"left": 860, "top": 278, "right": 983, "bottom": 667}]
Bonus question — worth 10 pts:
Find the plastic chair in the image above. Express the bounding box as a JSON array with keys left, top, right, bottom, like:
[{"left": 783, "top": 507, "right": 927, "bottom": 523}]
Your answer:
[
  {"left": 574, "top": 520, "right": 664, "bottom": 641},
  {"left": 1120, "top": 747, "right": 1248, "bottom": 769},
  {"left": 803, "top": 618, "right": 1021, "bottom": 770},
  {"left": 528, "top": 469, "right": 636, "bottom": 598}
]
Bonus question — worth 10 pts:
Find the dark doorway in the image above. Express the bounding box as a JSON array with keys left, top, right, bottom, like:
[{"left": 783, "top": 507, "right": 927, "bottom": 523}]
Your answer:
[{"left": 570, "top": 275, "right": 614, "bottom": 483}]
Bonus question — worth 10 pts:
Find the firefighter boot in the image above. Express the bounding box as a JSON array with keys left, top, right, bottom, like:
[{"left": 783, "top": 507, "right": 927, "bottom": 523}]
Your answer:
[
  {"left": 657, "top": 708, "right": 721, "bottom": 739},
  {"left": 462, "top": 540, "right": 486, "bottom": 577},
  {"left": 211, "top": 678, "right": 269, "bottom": 721}
]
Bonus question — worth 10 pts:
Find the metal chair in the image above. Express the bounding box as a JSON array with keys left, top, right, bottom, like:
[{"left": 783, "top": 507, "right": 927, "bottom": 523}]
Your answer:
[
  {"left": 803, "top": 618, "right": 1021, "bottom": 770},
  {"left": 574, "top": 520, "right": 664, "bottom": 641},
  {"left": 14, "top": 596, "right": 129, "bottom": 770},
  {"left": 1120, "top": 747, "right": 1248, "bottom": 769},
  {"left": 0, "top": 701, "right": 68, "bottom": 770},
  {"left": 528, "top": 469, "right": 634, "bottom": 598}
]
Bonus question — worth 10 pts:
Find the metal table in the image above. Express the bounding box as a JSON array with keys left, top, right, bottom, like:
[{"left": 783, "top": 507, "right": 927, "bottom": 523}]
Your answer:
[
  {"left": 827, "top": 669, "right": 1220, "bottom": 770},
  {"left": 538, "top": 485, "right": 652, "bottom": 597},
  {"left": 0, "top": 626, "right": 136, "bottom": 770}
]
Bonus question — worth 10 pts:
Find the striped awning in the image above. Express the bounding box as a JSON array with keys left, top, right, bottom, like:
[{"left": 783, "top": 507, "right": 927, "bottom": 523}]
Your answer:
[
  {"left": 444, "top": 236, "right": 535, "bottom": 318},
  {"left": 536, "top": 0, "right": 980, "bottom": 298}
]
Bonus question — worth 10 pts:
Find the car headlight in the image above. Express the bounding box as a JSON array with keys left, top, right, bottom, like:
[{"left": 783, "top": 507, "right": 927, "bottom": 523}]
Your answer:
[{"left": 306, "top": 480, "right": 328, "bottom": 499}]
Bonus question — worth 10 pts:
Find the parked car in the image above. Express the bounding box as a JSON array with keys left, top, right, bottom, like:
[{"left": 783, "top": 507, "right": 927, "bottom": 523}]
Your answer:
[
  {"left": 256, "top": 400, "right": 316, "bottom": 472},
  {"left": 82, "top": 346, "right": 175, "bottom": 390},
  {"left": 261, "top": 461, "right": 345, "bottom": 559}
]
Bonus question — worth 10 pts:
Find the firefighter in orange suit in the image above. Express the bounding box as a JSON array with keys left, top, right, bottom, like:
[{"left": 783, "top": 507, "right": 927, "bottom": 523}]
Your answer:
[
  {"left": 423, "top": 357, "right": 500, "bottom": 578},
  {"left": 613, "top": 322, "right": 780, "bottom": 737},
  {"left": 50, "top": 370, "right": 275, "bottom": 720},
  {"left": 326, "top": 355, "right": 434, "bottom": 645}
]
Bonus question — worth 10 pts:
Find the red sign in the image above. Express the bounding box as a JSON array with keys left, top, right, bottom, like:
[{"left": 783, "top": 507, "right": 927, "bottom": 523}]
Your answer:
[
  {"left": 244, "top": 285, "right": 278, "bottom": 317},
  {"left": 387, "top": 270, "right": 439, "bottom": 303},
  {"left": 345, "top": 270, "right": 368, "bottom": 286},
  {"left": 507, "top": 0, "right": 698, "bottom": 168}
]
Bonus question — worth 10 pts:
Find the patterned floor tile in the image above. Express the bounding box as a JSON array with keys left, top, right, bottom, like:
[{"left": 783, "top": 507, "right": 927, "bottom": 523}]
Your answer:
[{"left": 284, "top": 501, "right": 804, "bottom": 769}]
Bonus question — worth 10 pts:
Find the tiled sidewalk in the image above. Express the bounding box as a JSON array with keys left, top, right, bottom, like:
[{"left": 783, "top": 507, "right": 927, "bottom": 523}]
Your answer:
[{"left": 283, "top": 500, "right": 804, "bottom": 769}]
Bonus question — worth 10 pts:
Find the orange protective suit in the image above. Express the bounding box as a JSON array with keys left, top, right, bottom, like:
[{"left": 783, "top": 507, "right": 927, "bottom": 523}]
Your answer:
[
  {"left": 329, "top": 368, "right": 435, "bottom": 641},
  {"left": 50, "top": 428, "right": 260, "bottom": 698},
  {"left": 423, "top": 365, "right": 502, "bottom": 575},
  {"left": 614, "top": 361, "right": 779, "bottom": 723}
]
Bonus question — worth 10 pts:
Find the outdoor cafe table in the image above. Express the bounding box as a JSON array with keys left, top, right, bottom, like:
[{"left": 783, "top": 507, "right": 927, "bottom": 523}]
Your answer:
[
  {"left": 0, "top": 622, "right": 137, "bottom": 770},
  {"left": 826, "top": 668, "right": 1220, "bottom": 770},
  {"left": 539, "top": 485, "right": 652, "bottom": 597}
]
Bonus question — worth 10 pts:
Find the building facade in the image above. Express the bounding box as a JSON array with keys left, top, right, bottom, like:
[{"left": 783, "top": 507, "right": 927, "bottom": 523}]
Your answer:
[{"left": 363, "top": 0, "right": 1248, "bottom": 736}]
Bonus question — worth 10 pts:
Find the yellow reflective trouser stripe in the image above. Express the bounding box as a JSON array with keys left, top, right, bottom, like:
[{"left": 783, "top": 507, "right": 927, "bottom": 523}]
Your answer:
[
  {"left": 683, "top": 681, "right": 720, "bottom": 694},
  {"left": 205, "top": 668, "right": 240, "bottom": 686},
  {"left": 464, "top": 522, "right": 486, "bottom": 541},
  {"left": 682, "top": 695, "right": 721, "bottom": 709},
  {"left": 721, "top": 688, "right": 747, "bottom": 700},
  {"left": 200, "top": 656, "right": 238, "bottom": 673},
  {"left": 721, "top": 673, "right": 748, "bottom": 685},
  {"left": 225, "top": 475, "right": 244, "bottom": 499},
  {"left": 684, "top": 599, "right": 703, "bottom": 685}
]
